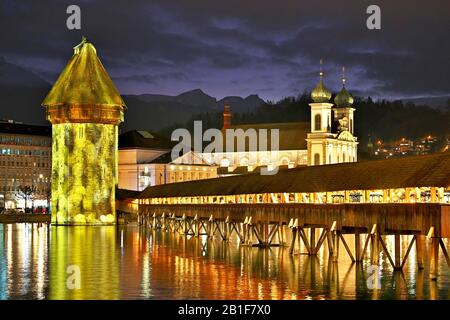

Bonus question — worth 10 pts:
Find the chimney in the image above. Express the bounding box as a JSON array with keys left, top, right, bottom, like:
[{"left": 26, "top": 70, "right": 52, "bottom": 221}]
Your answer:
[{"left": 222, "top": 105, "right": 231, "bottom": 130}]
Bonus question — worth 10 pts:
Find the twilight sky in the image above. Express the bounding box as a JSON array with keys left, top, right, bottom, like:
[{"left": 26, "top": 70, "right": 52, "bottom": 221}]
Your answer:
[{"left": 0, "top": 0, "right": 449, "bottom": 101}]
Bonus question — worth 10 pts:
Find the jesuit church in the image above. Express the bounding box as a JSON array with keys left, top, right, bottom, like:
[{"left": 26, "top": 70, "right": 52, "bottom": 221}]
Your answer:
[{"left": 200, "top": 66, "right": 359, "bottom": 175}]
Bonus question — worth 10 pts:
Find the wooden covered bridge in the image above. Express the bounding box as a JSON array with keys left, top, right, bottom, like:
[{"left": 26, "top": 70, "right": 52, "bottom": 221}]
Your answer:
[{"left": 118, "top": 153, "right": 450, "bottom": 278}]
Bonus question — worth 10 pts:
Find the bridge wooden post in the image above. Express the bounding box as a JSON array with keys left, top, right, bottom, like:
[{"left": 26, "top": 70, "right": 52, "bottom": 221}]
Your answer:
[
  {"left": 237, "top": 222, "right": 245, "bottom": 244},
  {"left": 313, "top": 228, "right": 327, "bottom": 255},
  {"left": 246, "top": 217, "right": 254, "bottom": 246},
  {"left": 182, "top": 214, "right": 188, "bottom": 235},
  {"left": 241, "top": 217, "right": 248, "bottom": 244},
  {"left": 298, "top": 227, "right": 311, "bottom": 254},
  {"left": 161, "top": 213, "right": 166, "bottom": 230},
  {"left": 439, "top": 239, "right": 450, "bottom": 269},
  {"left": 355, "top": 233, "right": 362, "bottom": 262},
  {"left": 416, "top": 235, "right": 425, "bottom": 270},
  {"left": 151, "top": 213, "right": 156, "bottom": 229},
  {"left": 278, "top": 223, "right": 287, "bottom": 246},
  {"left": 170, "top": 213, "right": 176, "bottom": 232},
  {"left": 370, "top": 225, "right": 379, "bottom": 265},
  {"left": 310, "top": 228, "right": 316, "bottom": 255},
  {"left": 208, "top": 215, "right": 214, "bottom": 238},
  {"left": 327, "top": 229, "right": 334, "bottom": 256},
  {"left": 223, "top": 217, "right": 230, "bottom": 242},
  {"left": 394, "top": 234, "right": 401, "bottom": 269},
  {"left": 430, "top": 237, "right": 439, "bottom": 280},
  {"left": 332, "top": 230, "right": 340, "bottom": 262},
  {"left": 289, "top": 227, "right": 298, "bottom": 254},
  {"left": 193, "top": 214, "right": 199, "bottom": 237}
]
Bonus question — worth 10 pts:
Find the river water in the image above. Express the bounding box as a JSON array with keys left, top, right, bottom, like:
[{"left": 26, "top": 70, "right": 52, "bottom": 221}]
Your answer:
[{"left": 1, "top": 223, "right": 449, "bottom": 299}]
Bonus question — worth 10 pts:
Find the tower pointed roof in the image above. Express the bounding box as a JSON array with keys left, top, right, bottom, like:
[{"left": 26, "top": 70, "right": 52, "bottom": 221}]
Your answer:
[{"left": 42, "top": 37, "right": 126, "bottom": 108}]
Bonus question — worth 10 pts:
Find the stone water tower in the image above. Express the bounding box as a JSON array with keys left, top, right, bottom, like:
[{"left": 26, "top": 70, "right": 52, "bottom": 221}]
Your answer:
[{"left": 42, "top": 37, "right": 126, "bottom": 225}]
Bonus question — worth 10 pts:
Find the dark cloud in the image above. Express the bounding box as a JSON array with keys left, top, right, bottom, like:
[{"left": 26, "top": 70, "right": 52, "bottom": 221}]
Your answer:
[{"left": 0, "top": 0, "right": 448, "bottom": 100}]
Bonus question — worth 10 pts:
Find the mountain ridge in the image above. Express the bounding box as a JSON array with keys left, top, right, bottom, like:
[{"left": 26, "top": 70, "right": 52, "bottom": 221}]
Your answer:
[{"left": 129, "top": 88, "right": 265, "bottom": 112}]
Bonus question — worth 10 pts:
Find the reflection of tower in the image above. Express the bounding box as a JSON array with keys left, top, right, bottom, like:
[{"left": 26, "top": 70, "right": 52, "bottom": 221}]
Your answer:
[{"left": 42, "top": 37, "right": 126, "bottom": 225}]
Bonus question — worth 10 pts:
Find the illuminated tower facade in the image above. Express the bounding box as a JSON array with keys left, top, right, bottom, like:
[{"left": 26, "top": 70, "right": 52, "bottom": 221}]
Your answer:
[
  {"left": 42, "top": 37, "right": 126, "bottom": 225},
  {"left": 306, "top": 62, "right": 358, "bottom": 165},
  {"left": 306, "top": 60, "right": 334, "bottom": 166}
]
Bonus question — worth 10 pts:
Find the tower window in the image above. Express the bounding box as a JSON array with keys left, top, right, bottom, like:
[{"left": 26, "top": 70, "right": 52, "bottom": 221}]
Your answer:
[{"left": 314, "top": 114, "right": 321, "bottom": 131}]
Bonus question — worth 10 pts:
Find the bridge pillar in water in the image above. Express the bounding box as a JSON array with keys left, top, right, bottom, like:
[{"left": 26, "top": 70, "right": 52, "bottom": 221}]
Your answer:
[{"left": 430, "top": 237, "right": 440, "bottom": 280}]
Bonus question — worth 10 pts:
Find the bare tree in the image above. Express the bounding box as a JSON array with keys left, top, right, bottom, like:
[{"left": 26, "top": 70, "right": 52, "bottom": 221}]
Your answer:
[{"left": 15, "top": 185, "right": 37, "bottom": 212}]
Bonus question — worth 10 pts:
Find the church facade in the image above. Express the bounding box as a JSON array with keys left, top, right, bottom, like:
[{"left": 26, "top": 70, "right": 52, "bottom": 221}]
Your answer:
[
  {"left": 307, "top": 67, "right": 358, "bottom": 166},
  {"left": 202, "top": 67, "right": 358, "bottom": 175}
]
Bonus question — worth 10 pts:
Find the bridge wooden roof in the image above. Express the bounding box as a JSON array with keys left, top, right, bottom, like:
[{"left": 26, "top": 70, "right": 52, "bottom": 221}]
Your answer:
[
  {"left": 137, "top": 152, "right": 450, "bottom": 198},
  {"left": 116, "top": 188, "right": 141, "bottom": 200}
]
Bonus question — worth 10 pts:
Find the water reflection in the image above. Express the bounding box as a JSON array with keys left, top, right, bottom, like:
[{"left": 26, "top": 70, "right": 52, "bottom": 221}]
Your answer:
[
  {"left": 48, "top": 226, "right": 119, "bottom": 299},
  {"left": 1, "top": 223, "right": 450, "bottom": 299}
]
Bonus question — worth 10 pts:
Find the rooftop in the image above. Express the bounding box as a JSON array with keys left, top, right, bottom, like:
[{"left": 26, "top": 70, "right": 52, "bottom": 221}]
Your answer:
[
  {"left": 223, "top": 121, "right": 309, "bottom": 151},
  {"left": 119, "top": 130, "right": 175, "bottom": 150},
  {"left": 0, "top": 122, "right": 51, "bottom": 137}
]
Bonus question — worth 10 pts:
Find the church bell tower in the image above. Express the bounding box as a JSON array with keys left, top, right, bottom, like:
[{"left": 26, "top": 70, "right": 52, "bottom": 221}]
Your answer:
[{"left": 306, "top": 60, "right": 334, "bottom": 166}]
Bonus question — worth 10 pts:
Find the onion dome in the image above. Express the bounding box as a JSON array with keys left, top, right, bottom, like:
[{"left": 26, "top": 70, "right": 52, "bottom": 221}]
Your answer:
[
  {"left": 311, "top": 60, "right": 332, "bottom": 103},
  {"left": 334, "top": 67, "right": 354, "bottom": 107},
  {"left": 334, "top": 86, "right": 354, "bottom": 107}
]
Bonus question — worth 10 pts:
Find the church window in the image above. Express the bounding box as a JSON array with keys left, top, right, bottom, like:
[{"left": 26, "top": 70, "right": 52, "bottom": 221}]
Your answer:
[{"left": 314, "top": 114, "right": 321, "bottom": 131}]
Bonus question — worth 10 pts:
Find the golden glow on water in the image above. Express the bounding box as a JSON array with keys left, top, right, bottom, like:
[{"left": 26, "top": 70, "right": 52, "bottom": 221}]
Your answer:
[
  {"left": 48, "top": 226, "right": 119, "bottom": 299},
  {"left": 1, "top": 224, "right": 450, "bottom": 299}
]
